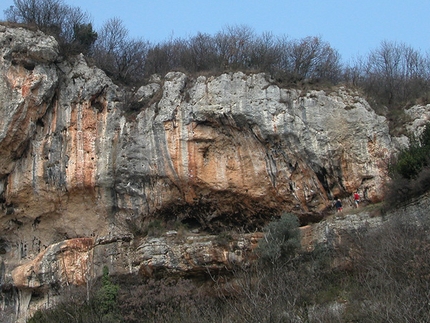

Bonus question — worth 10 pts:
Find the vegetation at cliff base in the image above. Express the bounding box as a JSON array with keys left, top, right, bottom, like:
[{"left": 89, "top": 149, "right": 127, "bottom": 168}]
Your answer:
[
  {"left": 255, "top": 212, "right": 301, "bottom": 266},
  {"left": 27, "top": 212, "right": 430, "bottom": 322},
  {"left": 28, "top": 266, "right": 120, "bottom": 323},
  {"left": 385, "top": 122, "right": 430, "bottom": 206}
]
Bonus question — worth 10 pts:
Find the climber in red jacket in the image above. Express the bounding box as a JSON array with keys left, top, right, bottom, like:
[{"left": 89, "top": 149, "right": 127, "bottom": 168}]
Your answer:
[{"left": 353, "top": 191, "right": 360, "bottom": 208}]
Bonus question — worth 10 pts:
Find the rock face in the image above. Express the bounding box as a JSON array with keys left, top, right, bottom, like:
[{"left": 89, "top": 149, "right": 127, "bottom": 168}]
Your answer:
[
  {"left": 12, "top": 238, "right": 94, "bottom": 289},
  {"left": 405, "top": 104, "right": 430, "bottom": 138},
  {"left": 0, "top": 26, "right": 400, "bottom": 320}
]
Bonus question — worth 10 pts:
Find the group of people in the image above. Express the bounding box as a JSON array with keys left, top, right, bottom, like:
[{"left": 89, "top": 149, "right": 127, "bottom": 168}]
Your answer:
[{"left": 334, "top": 191, "right": 361, "bottom": 212}]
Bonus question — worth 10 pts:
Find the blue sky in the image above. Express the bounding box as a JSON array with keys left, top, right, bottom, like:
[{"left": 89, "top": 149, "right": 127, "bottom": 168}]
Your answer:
[{"left": 1, "top": 0, "right": 429, "bottom": 63}]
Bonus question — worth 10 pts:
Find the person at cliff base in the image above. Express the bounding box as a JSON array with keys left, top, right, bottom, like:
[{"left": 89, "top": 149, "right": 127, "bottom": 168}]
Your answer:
[
  {"left": 353, "top": 191, "right": 360, "bottom": 208},
  {"left": 334, "top": 199, "right": 342, "bottom": 212}
]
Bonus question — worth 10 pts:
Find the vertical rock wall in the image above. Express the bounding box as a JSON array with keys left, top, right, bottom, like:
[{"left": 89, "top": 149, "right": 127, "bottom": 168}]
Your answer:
[{"left": 0, "top": 26, "right": 398, "bottom": 321}]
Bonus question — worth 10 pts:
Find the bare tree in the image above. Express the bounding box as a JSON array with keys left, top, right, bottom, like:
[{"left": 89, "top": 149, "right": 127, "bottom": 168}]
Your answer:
[
  {"left": 214, "top": 25, "right": 255, "bottom": 70},
  {"left": 143, "top": 40, "right": 177, "bottom": 77},
  {"left": 5, "top": 0, "right": 96, "bottom": 55},
  {"left": 342, "top": 56, "right": 367, "bottom": 87},
  {"left": 182, "top": 32, "right": 219, "bottom": 73},
  {"left": 93, "top": 18, "right": 149, "bottom": 84},
  {"left": 248, "top": 32, "right": 284, "bottom": 74},
  {"left": 5, "top": 0, "right": 67, "bottom": 29},
  {"left": 346, "top": 218, "right": 430, "bottom": 322},
  {"left": 94, "top": 17, "right": 128, "bottom": 55},
  {"left": 360, "top": 41, "right": 430, "bottom": 106},
  {"left": 282, "top": 36, "right": 342, "bottom": 83}
]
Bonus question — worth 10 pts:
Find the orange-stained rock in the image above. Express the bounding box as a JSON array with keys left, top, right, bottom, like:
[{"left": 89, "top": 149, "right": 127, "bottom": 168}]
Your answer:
[
  {"left": 0, "top": 25, "right": 423, "bottom": 322},
  {"left": 12, "top": 238, "right": 94, "bottom": 289}
]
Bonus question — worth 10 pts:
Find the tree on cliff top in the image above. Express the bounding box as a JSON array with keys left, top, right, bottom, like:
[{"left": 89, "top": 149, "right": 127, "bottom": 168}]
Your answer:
[
  {"left": 4, "top": 0, "right": 97, "bottom": 55},
  {"left": 348, "top": 41, "right": 430, "bottom": 116},
  {"left": 3, "top": 1, "right": 430, "bottom": 110},
  {"left": 92, "top": 17, "right": 150, "bottom": 85}
]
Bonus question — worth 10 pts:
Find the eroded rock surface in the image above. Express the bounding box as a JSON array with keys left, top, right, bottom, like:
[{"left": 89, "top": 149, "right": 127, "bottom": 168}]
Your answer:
[{"left": 0, "top": 26, "right": 405, "bottom": 321}]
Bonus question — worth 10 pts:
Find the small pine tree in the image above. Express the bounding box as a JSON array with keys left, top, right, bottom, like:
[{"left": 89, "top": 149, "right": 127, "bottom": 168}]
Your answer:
[
  {"left": 72, "top": 23, "right": 98, "bottom": 55},
  {"left": 393, "top": 123, "right": 430, "bottom": 179},
  {"left": 95, "top": 266, "right": 120, "bottom": 321}
]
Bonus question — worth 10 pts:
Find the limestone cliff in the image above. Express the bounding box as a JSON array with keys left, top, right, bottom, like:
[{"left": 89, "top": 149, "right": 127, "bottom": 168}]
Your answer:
[{"left": 0, "top": 26, "right": 407, "bottom": 320}]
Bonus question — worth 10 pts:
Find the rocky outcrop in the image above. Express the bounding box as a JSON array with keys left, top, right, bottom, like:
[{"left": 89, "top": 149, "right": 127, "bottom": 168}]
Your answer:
[
  {"left": 0, "top": 25, "right": 58, "bottom": 178},
  {"left": 405, "top": 104, "right": 430, "bottom": 138},
  {"left": 0, "top": 26, "right": 404, "bottom": 321},
  {"left": 11, "top": 232, "right": 262, "bottom": 288},
  {"left": 12, "top": 238, "right": 94, "bottom": 289},
  {"left": 8, "top": 231, "right": 262, "bottom": 322}
]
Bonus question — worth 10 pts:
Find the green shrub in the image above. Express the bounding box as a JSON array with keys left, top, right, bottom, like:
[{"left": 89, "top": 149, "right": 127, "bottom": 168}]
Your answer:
[
  {"left": 94, "top": 266, "right": 120, "bottom": 320},
  {"left": 385, "top": 166, "right": 430, "bottom": 207},
  {"left": 386, "top": 122, "right": 430, "bottom": 206},
  {"left": 28, "top": 266, "right": 120, "bottom": 323},
  {"left": 394, "top": 145, "right": 428, "bottom": 179},
  {"left": 392, "top": 123, "right": 430, "bottom": 179},
  {"left": 255, "top": 212, "right": 301, "bottom": 266}
]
